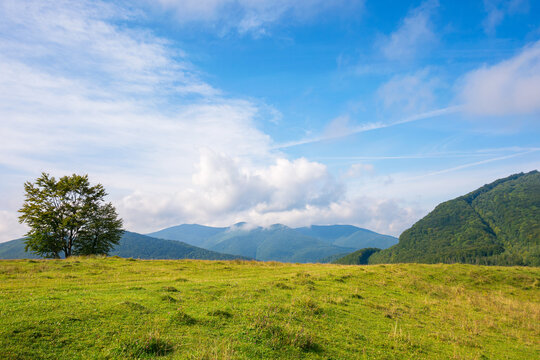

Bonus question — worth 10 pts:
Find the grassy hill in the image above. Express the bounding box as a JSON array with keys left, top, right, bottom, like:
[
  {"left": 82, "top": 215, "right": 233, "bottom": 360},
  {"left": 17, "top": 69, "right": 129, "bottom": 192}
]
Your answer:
[
  {"left": 0, "top": 257, "right": 538, "bottom": 359},
  {"left": 369, "top": 171, "right": 540, "bottom": 266},
  {"left": 0, "top": 232, "right": 249, "bottom": 261},
  {"left": 149, "top": 223, "right": 397, "bottom": 263}
]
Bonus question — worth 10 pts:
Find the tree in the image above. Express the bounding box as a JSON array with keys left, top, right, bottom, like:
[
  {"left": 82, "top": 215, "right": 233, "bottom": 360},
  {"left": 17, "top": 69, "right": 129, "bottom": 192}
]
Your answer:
[{"left": 18, "top": 173, "right": 123, "bottom": 258}]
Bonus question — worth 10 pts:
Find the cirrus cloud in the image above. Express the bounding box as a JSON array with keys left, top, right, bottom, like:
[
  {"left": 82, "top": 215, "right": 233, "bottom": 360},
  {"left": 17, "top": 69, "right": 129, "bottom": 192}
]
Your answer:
[
  {"left": 150, "top": 0, "right": 364, "bottom": 35},
  {"left": 380, "top": 0, "right": 439, "bottom": 60}
]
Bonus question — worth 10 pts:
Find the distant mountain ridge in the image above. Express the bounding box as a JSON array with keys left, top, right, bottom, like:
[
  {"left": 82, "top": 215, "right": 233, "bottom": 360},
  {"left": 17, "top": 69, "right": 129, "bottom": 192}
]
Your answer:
[
  {"left": 365, "top": 170, "right": 540, "bottom": 266},
  {"left": 0, "top": 231, "right": 250, "bottom": 261},
  {"left": 148, "top": 223, "right": 398, "bottom": 263}
]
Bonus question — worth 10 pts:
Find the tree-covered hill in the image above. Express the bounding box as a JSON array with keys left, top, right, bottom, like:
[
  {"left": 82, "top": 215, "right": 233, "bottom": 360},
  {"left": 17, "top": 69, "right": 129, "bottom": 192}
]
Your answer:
[
  {"left": 0, "top": 232, "right": 249, "bottom": 261},
  {"left": 368, "top": 170, "right": 540, "bottom": 266}
]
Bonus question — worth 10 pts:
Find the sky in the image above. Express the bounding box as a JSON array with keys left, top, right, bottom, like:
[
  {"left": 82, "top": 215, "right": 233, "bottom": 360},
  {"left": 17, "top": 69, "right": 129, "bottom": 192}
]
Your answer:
[{"left": 1, "top": 0, "right": 539, "bottom": 242}]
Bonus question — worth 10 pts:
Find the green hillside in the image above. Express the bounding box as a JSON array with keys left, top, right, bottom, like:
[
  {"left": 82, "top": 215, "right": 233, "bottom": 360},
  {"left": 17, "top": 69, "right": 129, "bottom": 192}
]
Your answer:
[
  {"left": 0, "top": 258, "right": 538, "bottom": 359},
  {"left": 369, "top": 170, "right": 540, "bottom": 266},
  {"left": 0, "top": 238, "right": 40, "bottom": 259},
  {"left": 0, "top": 232, "right": 249, "bottom": 261},
  {"left": 333, "top": 248, "right": 382, "bottom": 265}
]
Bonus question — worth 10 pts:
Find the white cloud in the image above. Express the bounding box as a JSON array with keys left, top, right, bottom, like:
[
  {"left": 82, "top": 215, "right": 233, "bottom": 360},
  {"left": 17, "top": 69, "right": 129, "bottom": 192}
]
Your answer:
[
  {"left": 483, "top": 0, "right": 529, "bottom": 35},
  {"left": 460, "top": 40, "right": 540, "bottom": 116},
  {"left": 236, "top": 198, "right": 422, "bottom": 237},
  {"left": 117, "top": 151, "right": 345, "bottom": 232},
  {"left": 380, "top": 0, "right": 438, "bottom": 60},
  {"left": 151, "top": 0, "right": 363, "bottom": 35},
  {"left": 377, "top": 69, "right": 440, "bottom": 115},
  {"left": 0, "top": 0, "right": 215, "bottom": 98}
]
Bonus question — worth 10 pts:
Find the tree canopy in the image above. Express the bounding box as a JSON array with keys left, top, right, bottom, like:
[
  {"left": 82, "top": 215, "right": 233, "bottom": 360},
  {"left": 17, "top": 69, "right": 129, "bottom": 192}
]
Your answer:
[{"left": 18, "top": 173, "right": 123, "bottom": 258}]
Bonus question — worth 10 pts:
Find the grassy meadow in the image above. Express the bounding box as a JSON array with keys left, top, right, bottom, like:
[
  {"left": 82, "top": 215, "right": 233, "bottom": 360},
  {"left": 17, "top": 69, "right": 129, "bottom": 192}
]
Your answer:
[{"left": 0, "top": 257, "right": 538, "bottom": 359}]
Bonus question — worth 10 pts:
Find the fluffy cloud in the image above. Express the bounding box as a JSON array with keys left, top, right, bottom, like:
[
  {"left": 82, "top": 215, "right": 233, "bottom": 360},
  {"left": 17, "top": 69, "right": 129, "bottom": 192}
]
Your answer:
[
  {"left": 151, "top": 0, "right": 363, "bottom": 35},
  {"left": 238, "top": 198, "right": 421, "bottom": 237},
  {"left": 460, "top": 40, "right": 540, "bottom": 116},
  {"left": 118, "top": 151, "right": 344, "bottom": 231},
  {"left": 380, "top": 0, "right": 438, "bottom": 60}
]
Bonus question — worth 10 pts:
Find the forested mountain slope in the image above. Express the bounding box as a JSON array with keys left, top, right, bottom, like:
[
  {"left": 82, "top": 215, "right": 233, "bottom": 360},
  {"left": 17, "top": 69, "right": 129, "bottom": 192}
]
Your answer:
[{"left": 369, "top": 171, "right": 540, "bottom": 266}]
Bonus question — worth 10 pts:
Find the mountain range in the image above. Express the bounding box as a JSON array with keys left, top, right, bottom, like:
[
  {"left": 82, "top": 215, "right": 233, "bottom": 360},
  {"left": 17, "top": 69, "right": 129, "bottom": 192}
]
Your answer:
[
  {"left": 0, "top": 224, "right": 397, "bottom": 263},
  {"left": 148, "top": 223, "right": 398, "bottom": 262}
]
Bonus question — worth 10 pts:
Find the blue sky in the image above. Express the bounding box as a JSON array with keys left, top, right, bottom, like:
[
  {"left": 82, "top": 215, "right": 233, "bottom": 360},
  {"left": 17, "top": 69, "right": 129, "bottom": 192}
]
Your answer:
[{"left": 0, "top": 0, "right": 539, "bottom": 241}]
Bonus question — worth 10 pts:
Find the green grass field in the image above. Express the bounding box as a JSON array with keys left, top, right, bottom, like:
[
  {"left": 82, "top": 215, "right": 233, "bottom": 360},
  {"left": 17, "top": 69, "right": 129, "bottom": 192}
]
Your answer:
[{"left": 0, "top": 258, "right": 538, "bottom": 359}]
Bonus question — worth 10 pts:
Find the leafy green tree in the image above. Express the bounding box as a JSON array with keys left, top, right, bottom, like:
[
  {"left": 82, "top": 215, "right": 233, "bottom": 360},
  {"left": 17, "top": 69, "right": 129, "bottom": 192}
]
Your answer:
[{"left": 18, "top": 173, "right": 123, "bottom": 258}]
